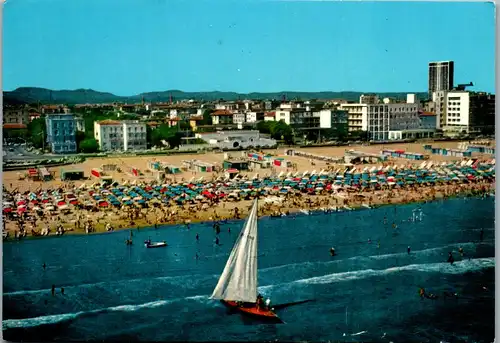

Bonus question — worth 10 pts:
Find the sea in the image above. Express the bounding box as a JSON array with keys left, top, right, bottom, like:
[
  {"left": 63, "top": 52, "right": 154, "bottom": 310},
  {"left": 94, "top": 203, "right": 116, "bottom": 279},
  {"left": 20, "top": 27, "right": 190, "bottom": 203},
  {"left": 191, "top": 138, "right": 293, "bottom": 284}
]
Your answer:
[{"left": 3, "top": 196, "right": 495, "bottom": 342}]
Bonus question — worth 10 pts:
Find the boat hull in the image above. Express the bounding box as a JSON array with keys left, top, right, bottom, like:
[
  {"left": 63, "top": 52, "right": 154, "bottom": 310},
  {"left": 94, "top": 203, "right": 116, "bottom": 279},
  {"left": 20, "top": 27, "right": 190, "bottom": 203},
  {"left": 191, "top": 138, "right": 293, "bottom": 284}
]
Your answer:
[
  {"left": 145, "top": 242, "right": 167, "bottom": 248},
  {"left": 220, "top": 300, "right": 283, "bottom": 323}
]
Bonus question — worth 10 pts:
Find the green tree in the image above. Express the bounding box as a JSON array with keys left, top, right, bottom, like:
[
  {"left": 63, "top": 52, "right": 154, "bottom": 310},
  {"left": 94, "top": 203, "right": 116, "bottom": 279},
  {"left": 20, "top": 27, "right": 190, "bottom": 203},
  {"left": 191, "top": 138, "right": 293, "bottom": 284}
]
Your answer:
[
  {"left": 150, "top": 124, "right": 183, "bottom": 148},
  {"left": 27, "top": 117, "right": 46, "bottom": 149},
  {"left": 75, "top": 130, "right": 86, "bottom": 149},
  {"left": 79, "top": 138, "right": 99, "bottom": 153},
  {"left": 201, "top": 109, "right": 213, "bottom": 125}
]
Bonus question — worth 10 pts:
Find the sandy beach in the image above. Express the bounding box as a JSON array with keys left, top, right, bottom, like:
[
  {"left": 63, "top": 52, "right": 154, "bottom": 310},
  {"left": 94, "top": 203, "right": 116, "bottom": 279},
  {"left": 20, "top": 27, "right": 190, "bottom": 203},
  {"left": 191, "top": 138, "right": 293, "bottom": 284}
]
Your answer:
[{"left": 3, "top": 141, "right": 495, "bottom": 238}]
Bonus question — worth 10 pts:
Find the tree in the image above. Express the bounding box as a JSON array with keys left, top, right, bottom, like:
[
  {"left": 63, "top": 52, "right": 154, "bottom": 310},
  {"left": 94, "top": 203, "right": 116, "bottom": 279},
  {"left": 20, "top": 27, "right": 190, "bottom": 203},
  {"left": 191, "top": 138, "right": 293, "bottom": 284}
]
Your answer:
[
  {"left": 27, "top": 117, "right": 46, "bottom": 149},
  {"left": 75, "top": 130, "right": 86, "bottom": 149},
  {"left": 256, "top": 120, "right": 294, "bottom": 144},
  {"left": 79, "top": 138, "right": 99, "bottom": 153},
  {"left": 150, "top": 124, "right": 183, "bottom": 148},
  {"left": 201, "top": 109, "right": 213, "bottom": 125}
]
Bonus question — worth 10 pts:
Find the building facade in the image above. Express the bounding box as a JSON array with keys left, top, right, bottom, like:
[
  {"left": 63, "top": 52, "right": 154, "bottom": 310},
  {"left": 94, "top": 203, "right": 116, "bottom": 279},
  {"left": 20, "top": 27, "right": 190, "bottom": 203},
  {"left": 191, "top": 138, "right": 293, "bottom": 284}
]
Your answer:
[
  {"left": 441, "top": 91, "right": 495, "bottom": 134},
  {"left": 3, "top": 107, "right": 29, "bottom": 125},
  {"left": 359, "top": 94, "right": 379, "bottom": 104},
  {"left": 94, "top": 120, "right": 147, "bottom": 152},
  {"left": 339, "top": 104, "right": 368, "bottom": 132},
  {"left": 45, "top": 114, "right": 77, "bottom": 153},
  {"left": 367, "top": 104, "right": 421, "bottom": 141},
  {"left": 428, "top": 61, "right": 454, "bottom": 96}
]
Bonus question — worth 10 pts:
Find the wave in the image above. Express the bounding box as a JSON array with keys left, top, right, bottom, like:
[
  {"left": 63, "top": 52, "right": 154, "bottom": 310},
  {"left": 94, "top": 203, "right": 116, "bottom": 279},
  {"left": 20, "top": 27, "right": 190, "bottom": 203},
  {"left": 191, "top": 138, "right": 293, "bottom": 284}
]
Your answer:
[
  {"left": 3, "top": 257, "right": 494, "bottom": 330},
  {"left": 2, "top": 295, "right": 210, "bottom": 330},
  {"left": 280, "top": 257, "right": 495, "bottom": 287},
  {"left": 5, "top": 241, "right": 493, "bottom": 298}
]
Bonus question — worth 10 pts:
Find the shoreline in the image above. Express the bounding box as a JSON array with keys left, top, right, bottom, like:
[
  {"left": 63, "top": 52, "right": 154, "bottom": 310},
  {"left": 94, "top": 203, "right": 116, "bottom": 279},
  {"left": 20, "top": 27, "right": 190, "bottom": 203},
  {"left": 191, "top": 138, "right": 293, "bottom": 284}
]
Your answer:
[{"left": 4, "top": 188, "right": 494, "bottom": 242}]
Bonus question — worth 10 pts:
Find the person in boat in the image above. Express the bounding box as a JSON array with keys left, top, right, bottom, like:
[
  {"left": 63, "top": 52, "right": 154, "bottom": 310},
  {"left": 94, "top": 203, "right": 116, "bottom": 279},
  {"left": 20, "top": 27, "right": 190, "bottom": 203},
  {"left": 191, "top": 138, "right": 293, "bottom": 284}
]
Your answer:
[
  {"left": 256, "top": 294, "right": 264, "bottom": 309},
  {"left": 330, "top": 247, "right": 336, "bottom": 256},
  {"left": 447, "top": 252, "right": 455, "bottom": 265}
]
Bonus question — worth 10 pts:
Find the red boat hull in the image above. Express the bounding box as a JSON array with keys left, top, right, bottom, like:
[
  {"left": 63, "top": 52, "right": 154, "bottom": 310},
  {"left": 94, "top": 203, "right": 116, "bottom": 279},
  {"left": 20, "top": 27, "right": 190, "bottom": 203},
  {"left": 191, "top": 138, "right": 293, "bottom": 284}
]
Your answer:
[{"left": 220, "top": 300, "right": 283, "bottom": 323}]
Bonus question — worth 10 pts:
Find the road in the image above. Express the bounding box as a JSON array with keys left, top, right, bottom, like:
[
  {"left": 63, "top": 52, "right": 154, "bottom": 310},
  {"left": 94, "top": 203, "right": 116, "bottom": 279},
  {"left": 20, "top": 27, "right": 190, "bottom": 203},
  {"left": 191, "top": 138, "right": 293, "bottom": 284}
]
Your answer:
[{"left": 3, "top": 145, "right": 57, "bottom": 161}]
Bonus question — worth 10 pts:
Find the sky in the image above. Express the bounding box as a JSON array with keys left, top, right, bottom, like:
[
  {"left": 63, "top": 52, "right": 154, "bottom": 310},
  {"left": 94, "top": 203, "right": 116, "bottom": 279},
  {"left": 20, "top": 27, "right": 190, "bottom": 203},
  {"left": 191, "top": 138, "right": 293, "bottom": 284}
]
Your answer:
[{"left": 3, "top": 0, "right": 496, "bottom": 95}]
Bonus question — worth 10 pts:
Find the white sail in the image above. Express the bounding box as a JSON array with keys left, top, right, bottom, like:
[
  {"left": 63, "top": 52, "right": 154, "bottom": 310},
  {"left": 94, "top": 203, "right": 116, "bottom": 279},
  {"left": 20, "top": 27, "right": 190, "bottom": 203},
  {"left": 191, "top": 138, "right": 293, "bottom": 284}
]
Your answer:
[{"left": 211, "top": 199, "right": 259, "bottom": 303}]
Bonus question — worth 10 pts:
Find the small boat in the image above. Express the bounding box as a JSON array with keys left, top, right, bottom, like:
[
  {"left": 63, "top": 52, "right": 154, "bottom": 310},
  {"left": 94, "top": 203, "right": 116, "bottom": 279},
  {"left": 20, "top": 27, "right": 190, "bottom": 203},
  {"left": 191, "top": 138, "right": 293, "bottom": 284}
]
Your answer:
[
  {"left": 144, "top": 239, "right": 167, "bottom": 248},
  {"left": 300, "top": 209, "right": 310, "bottom": 215},
  {"left": 211, "top": 199, "right": 283, "bottom": 323}
]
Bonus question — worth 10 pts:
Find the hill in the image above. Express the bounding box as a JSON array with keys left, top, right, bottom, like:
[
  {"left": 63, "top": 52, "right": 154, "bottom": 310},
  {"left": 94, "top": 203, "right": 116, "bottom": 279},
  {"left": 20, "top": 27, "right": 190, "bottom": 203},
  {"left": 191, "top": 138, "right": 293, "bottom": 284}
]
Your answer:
[{"left": 3, "top": 87, "right": 428, "bottom": 105}]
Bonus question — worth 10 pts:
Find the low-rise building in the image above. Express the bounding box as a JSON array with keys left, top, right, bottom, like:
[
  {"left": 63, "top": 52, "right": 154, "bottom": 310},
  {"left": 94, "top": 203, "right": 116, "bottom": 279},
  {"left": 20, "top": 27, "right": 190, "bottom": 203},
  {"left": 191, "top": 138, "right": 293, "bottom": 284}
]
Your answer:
[
  {"left": 245, "top": 111, "right": 265, "bottom": 123},
  {"left": 45, "top": 114, "right": 77, "bottom": 153},
  {"left": 195, "top": 130, "right": 276, "bottom": 149},
  {"left": 211, "top": 110, "right": 234, "bottom": 125},
  {"left": 3, "top": 106, "right": 29, "bottom": 124},
  {"left": 359, "top": 94, "right": 379, "bottom": 104}
]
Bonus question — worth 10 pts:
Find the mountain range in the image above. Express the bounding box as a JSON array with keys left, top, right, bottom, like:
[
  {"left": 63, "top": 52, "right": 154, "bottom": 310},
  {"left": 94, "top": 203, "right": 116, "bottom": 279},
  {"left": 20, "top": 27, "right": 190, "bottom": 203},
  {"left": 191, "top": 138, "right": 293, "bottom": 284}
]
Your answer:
[{"left": 3, "top": 87, "right": 428, "bottom": 105}]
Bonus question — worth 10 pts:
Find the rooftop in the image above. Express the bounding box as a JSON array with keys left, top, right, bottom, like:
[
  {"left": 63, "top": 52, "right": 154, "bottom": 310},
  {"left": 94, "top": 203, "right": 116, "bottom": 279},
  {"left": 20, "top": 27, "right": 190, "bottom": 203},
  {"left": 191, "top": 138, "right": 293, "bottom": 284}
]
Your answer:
[
  {"left": 211, "top": 110, "right": 233, "bottom": 116},
  {"left": 3, "top": 123, "right": 27, "bottom": 129}
]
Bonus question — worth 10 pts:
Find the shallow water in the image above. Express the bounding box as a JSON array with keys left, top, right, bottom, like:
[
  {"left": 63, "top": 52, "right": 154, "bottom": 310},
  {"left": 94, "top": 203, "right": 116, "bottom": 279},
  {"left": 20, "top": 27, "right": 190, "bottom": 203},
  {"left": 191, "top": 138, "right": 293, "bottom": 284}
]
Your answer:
[{"left": 3, "top": 197, "right": 495, "bottom": 342}]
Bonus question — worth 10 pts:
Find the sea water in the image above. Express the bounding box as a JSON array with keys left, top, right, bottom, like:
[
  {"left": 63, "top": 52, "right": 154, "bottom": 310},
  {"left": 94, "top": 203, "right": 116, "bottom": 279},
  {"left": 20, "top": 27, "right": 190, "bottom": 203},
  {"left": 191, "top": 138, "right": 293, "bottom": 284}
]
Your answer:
[{"left": 3, "top": 197, "right": 495, "bottom": 342}]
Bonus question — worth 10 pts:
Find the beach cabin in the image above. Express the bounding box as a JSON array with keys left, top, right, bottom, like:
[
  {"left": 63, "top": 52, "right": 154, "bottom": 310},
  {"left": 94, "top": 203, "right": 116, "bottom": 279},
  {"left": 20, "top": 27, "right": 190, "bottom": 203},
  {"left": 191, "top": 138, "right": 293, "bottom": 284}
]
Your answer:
[
  {"left": 248, "top": 160, "right": 272, "bottom": 170},
  {"left": 100, "top": 176, "right": 113, "bottom": 186},
  {"left": 164, "top": 164, "right": 182, "bottom": 174},
  {"left": 225, "top": 168, "right": 239, "bottom": 179},
  {"left": 91, "top": 168, "right": 103, "bottom": 178},
  {"left": 223, "top": 159, "right": 249, "bottom": 171},
  {"left": 182, "top": 159, "right": 215, "bottom": 173},
  {"left": 60, "top": 169, "right": 85, "bottom": 181},
  {"left": 273, "top": 157, "right": 292, "bottom": 168},
  {"left": 148, "top": 160, "right": 162, "bottom": 171},
  {"left": 27, "top": 168, "right": 40, "bottom": 181},
  {"left": 101, "top": 164, "right": 118, "bottom": 172},
  {"left": 38, "top": 167, "right": 52, "bottom": 182}
]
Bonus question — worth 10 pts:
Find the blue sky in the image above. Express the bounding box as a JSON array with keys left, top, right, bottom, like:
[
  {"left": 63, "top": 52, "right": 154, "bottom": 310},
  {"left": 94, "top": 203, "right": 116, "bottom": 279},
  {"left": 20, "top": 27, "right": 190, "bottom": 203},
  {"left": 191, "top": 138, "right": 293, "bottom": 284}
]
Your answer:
[{"left": 3, "top": 0, "right": 495, "bottom": 95}]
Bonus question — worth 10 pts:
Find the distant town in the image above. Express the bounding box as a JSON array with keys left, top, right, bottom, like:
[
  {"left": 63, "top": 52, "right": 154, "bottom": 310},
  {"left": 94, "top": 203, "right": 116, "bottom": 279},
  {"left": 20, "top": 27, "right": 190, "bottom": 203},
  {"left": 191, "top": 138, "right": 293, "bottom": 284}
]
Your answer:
[{"left": 2, "top": 60, "right": 495, "bottom": 156}]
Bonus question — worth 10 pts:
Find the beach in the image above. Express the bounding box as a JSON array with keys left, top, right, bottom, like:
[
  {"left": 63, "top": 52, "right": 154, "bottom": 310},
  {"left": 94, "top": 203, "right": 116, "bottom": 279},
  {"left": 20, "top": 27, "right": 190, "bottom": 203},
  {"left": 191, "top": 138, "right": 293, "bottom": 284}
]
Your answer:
[{"left": 2, "top": 141, "right": 495, "bottom": 238}]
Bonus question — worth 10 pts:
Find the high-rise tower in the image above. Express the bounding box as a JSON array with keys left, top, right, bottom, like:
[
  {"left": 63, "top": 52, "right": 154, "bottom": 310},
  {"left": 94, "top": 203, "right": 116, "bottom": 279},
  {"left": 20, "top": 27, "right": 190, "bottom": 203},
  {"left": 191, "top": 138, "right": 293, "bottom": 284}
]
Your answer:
[{"left": 428, "top": 61, "right": 454, "bottom": 96}]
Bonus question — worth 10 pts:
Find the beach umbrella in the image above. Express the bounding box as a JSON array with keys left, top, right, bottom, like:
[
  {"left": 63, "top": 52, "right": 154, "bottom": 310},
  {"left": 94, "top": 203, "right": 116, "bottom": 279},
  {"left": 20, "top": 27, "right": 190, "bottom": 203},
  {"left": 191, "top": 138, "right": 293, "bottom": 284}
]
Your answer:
[{"left": 3, "top": 208, "right": 12, "bottom": 213}]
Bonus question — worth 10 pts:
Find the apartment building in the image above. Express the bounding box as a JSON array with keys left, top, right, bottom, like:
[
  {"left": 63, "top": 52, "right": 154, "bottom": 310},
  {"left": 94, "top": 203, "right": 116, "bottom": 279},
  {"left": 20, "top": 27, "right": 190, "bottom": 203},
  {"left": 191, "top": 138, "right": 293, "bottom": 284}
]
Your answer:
[
  {"left": 45, "top": 114, "right": 77, "bottom": 153},
  {"left": 367, "top": 103, "right": 421, "bottom": 141},
  {"left": 339, "top": 104, "right": 368, "bottom": 132},
  {"left": 3, "top": 107, "right": 29, "bottom": 125},
  {"left": 211, "top": 110, "right": 234, "bottom": 125},
  {"left": 94, "top": 120, "right": 147, "bottom": 152},
  {"left": 442, "top": 91, "right": 495, "bottom": 134}
]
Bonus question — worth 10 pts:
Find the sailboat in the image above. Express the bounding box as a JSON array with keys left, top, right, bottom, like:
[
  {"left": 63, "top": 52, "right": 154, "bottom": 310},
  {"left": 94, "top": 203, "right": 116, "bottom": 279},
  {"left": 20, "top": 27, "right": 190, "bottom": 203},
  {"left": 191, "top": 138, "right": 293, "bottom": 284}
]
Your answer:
[{"left": 211, "top": 199, "right": 283, "bottom": 323}]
